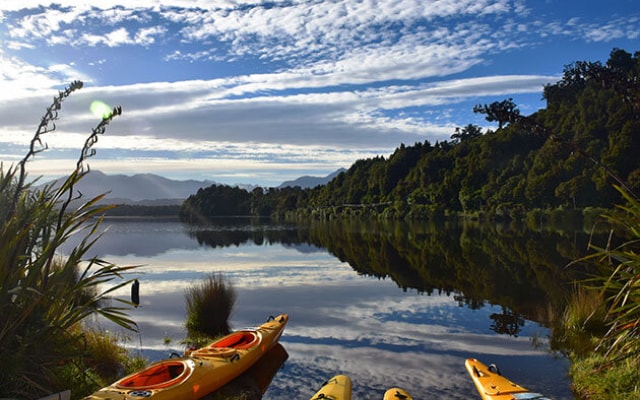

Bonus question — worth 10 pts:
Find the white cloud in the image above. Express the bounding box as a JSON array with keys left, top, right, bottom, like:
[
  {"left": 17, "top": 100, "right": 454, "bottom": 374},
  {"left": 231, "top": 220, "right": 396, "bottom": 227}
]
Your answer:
[{"left": 0, "top": 0, "right": 637, "bottom": 185}]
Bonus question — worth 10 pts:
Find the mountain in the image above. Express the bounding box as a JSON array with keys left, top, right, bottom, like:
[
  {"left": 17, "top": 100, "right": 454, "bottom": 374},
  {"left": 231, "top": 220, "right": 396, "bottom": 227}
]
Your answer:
[
  {"left": 278, "top": 168, "right": 346, "bottom": 189},
  {"left": 40, "top": 169, "right": 344, "bottom": 205},
  {"left": 43, "top": 171, "right": 217, "bottom": 205}
]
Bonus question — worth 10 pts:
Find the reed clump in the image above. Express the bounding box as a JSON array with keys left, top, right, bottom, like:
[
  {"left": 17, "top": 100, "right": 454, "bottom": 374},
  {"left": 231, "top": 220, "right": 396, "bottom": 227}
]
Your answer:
[{"left": 185, "top": 273, "right": 237, "bottom": 343}]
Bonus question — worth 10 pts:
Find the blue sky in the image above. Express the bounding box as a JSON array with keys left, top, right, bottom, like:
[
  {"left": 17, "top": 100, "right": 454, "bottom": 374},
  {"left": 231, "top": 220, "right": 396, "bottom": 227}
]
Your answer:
[{"left": 0, "top": 0, "right": 638, "bottom": 187}]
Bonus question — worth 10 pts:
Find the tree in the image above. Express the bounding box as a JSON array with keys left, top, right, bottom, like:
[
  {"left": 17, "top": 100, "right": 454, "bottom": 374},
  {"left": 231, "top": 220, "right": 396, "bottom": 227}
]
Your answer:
[
  {"left": 451, "top": 124, "right": 483, "bottom": 143},
  {"left": 473, "top": 98, "right": 520, "bottom": 129}
]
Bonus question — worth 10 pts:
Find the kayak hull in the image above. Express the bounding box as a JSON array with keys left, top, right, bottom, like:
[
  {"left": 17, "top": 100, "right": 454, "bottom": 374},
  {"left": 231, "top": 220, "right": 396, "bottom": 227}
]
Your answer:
[
  {"left": 465, "top": 358, "right": 552, "bottom": 400},
  {"left": 84, "top": 314, "right": 288, "bottom": 400}
]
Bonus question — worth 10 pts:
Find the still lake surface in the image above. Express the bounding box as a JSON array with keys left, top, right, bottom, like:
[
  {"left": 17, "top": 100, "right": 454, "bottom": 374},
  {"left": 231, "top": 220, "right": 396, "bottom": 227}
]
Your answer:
[{"left": 60, "top": 217, "right": 595, "bottom": 399}]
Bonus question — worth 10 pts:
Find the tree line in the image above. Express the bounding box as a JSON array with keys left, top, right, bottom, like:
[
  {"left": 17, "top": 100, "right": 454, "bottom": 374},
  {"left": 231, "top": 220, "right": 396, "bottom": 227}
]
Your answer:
[{"left": 180, "top": 48, "right": 639, "bottom": 222}]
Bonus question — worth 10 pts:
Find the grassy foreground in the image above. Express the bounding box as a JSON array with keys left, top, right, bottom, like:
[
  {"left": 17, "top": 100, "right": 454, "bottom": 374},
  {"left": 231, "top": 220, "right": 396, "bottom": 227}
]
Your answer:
[
  {"left": 564, "top": 186, "right": 640, "bottom": 399},
  {"left": 0, "top": 82, "right": 141, "bottom": 399}
]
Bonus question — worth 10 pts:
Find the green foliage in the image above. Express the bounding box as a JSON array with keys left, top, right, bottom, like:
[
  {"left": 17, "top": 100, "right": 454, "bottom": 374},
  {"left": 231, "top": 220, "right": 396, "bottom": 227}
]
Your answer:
[
  {"left": 553, "top": 287, "right": 607, "bottom": 358},
  {"left": 0, "top": 82, "right": 138, "bottom": 398},
  {"left": 180, "top": 184, "right": 252, "bottom": 221},
  {"left": 473, "top": 98, "right": 520, "bottom": 129},
  {"left": 564, "top": 185, "right": 640, "bottom": 398},
  {"left": 79, "top": 328, "right": 147, "bottom": 385},
  {"left": 451, "top": 124, "right": 483, "bottom": 143},
  {"left": 570, "top": 354, "right": 640, "bottom": 399},
  {"left": 184, "top": 273, "right": 237, "bottom": 341},
  {"left": 181, "top": 48, "right": 639, "bottom": 220},
  {"left": 580, "top": 186, "right": 640, "bottom": 363}
]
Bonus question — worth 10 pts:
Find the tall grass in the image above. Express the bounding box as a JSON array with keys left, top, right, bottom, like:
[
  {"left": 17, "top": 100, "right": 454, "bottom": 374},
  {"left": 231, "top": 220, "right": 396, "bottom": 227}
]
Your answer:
[
  {"left": 567, "top": 185, "right": 640, "bottom": 398},
  {"left": 185, "top": 273, "right": 237, "bottom": 342},
  {"left": 552, "top": 286, "right": 607, "bottom": 357},
  {"left": 0, "top": 82, "right": 138, "bottom": 398},
  {"left": 582, "top": 185, "right": 640, "bottom": 363}
]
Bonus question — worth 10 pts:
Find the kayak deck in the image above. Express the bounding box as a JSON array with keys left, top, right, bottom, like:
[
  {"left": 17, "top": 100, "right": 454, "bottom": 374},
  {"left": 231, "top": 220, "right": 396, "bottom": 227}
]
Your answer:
[
  {"left": 383, "top": 387, "right": 412, "bottom": 400},
  {"left": 310, "top": 375, "right": 352, "bottom": 400},
  {"left": 465, "top": 358, "right": 552, "bottom": 400}
]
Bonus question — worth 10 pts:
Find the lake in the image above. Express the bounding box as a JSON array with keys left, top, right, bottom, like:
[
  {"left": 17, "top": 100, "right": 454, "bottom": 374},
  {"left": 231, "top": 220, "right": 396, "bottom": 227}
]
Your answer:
[{"left": 61, "top": 217, "right": 593, "bottom": 399}]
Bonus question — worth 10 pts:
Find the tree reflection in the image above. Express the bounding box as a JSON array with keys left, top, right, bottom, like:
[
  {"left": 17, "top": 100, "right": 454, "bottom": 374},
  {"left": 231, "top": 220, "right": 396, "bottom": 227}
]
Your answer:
[
  {"left": 489, "top": 306, "right": 526, "bottom": 337},
  {"left": 186, "top": 218, "right": 602, "bottom": 332}
]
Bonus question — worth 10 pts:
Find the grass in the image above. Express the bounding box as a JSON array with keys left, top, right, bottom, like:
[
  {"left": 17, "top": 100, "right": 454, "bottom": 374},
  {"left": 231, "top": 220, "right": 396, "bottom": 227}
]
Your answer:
[
  {"left": 552, "top": 286, "right": 607, "bottom": 357},
  {"left": 570, "top": 354, "right": 640, "bottom": 399},
  {"left": 565, "top": 185, "right": 640, "bottom": 399},
  {"left": 81, "top": 328, "right": 147, "bottom": 383},
  {"left": 184, "top": 273, "right": 237, "bottom": 345}
]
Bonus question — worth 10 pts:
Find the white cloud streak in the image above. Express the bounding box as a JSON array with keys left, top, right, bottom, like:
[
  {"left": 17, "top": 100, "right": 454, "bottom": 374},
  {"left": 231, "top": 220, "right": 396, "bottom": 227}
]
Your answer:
[{"left": 0, "top": 1, "right": 637, "bottom": 184}]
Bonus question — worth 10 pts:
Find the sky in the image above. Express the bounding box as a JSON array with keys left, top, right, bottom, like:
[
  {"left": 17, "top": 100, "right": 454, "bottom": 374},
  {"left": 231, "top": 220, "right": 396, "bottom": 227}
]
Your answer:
[{"left": 0, "top": 1, "right": 638, "bottom": 187}]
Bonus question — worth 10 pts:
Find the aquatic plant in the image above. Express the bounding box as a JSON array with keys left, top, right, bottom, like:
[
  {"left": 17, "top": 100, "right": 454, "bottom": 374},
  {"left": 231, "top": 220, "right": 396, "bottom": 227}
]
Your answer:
[{"left": 185, "top": 273, "right": 237, "bottom": 341}]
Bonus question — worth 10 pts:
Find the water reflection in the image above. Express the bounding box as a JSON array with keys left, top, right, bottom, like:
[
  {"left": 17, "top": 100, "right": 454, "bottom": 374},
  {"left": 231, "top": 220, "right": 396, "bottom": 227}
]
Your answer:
[{"left": 63, "top": 218, "right": 586, "bottom": 399}]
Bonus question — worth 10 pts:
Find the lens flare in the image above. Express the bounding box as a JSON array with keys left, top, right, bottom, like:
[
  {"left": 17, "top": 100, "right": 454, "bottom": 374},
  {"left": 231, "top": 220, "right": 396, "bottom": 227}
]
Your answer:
[{"left": 90, "top": 100, "right": 112, "bottom": 119}]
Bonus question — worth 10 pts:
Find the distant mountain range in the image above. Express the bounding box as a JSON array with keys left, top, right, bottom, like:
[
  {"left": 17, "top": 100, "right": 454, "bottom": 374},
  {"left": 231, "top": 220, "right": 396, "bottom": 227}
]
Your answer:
[
  {"left": 41, "top": 169, "right": 344, "bottom": 205},
  {"left": 277, "top": 168, "right": 345, "bottom": 189}
]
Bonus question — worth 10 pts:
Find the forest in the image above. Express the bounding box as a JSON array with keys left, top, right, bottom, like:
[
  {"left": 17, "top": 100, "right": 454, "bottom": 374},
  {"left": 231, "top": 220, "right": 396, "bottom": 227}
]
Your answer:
[{"left": 179, "top": 48, "right": 640, "bottom": 222}]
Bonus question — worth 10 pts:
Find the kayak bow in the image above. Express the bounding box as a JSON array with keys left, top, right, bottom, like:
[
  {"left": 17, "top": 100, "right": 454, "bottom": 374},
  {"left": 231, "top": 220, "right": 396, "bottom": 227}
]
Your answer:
[{"left": 465, "top": 358, "right": 552, "bottom": 400}]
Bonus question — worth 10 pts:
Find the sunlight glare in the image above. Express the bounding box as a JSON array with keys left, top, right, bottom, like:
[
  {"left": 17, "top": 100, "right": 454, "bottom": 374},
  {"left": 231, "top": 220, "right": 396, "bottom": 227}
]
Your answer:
[{"left": 90, "top": 100, "right": 112, "bottom": 119}]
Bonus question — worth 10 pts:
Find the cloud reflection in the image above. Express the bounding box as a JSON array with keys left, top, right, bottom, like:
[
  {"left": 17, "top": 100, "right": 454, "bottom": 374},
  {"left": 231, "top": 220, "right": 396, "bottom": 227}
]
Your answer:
[{"left": 72, "top": 221, "right": 573, "bottom": 399}]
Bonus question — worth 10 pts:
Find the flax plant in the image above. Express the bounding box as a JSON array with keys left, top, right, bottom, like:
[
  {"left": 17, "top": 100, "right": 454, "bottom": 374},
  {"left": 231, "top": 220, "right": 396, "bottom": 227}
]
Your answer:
[
  {"left": 588, "top": 186, "right": 640, "bottom": 364},
  {"left": 0, "top": 82, "right": 138, "bottom": 398},
  {"left": 575, "top": 185, "right": 640, "bottom": 366}
]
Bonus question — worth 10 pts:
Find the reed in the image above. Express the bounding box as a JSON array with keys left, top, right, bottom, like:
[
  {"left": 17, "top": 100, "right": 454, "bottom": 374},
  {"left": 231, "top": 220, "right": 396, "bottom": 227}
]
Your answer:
[{"left": 185, "top": 273, "right": 237, "bottom": 341}]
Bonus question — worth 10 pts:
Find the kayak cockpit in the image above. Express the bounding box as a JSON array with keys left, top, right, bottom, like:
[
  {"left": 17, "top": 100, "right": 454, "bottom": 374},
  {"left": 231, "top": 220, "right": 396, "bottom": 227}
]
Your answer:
[
  {"left": 116, "top": 360, "right": 194, "bottom": 390},
  {"left": 188, "top": 331, "right": 261, "bottom": 358},
  {"left": 212, "top": 331, "right": 259, "bottom": 349}
]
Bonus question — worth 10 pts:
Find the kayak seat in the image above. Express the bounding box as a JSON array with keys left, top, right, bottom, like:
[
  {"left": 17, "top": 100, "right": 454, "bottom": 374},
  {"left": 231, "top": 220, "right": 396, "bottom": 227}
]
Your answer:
[
  {"left": 117, "top": 361, "right": 189, "bottom": 389},
  {"left": 211, "top": 331, "right": 259, "bottom": 350}
]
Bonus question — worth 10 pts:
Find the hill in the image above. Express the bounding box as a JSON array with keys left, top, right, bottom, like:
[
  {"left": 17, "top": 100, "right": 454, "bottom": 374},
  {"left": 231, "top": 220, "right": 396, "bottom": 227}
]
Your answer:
[
  {"left": 278, "top": 169, "right": 346, "bottom": 188},
  {"left": 178, "top": 48, "right": 640, "bottom": 220}
]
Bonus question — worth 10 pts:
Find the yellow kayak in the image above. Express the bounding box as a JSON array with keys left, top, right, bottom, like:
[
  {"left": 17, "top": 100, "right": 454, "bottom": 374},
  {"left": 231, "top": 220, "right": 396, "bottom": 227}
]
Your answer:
[
  {"left": 83, "top": 314, "right": 288, "bottom": 400},
  {"left": 383, "top": 387, "right": 412, "bottom": 400},
  {"left": 310, "top": 374, "right": 352, "bottom": 400},
  {"left": 465, "top": 358, "right": 552, "bottom": 400}
]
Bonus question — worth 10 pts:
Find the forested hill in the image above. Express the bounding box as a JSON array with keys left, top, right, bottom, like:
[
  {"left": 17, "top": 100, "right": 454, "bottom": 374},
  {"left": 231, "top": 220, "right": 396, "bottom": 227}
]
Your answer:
[{"left": 180, "top": 48, "right": 639, "bottom": 221}]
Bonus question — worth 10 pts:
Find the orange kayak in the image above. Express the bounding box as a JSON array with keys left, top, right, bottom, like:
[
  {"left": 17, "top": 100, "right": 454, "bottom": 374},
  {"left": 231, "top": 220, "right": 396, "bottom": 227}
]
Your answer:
[
  {"left": 465, "top": 358, "right": 552, "bottom": 400},
  {"left": 83, "top": 314, "right": 288, "bottom": 400}
]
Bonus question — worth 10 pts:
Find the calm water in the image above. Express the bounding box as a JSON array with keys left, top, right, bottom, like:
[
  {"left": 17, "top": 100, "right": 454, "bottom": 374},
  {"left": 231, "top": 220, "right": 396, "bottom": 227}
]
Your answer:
[{"left": 61, "top": 218, "right": 591, "bottom": 399}]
